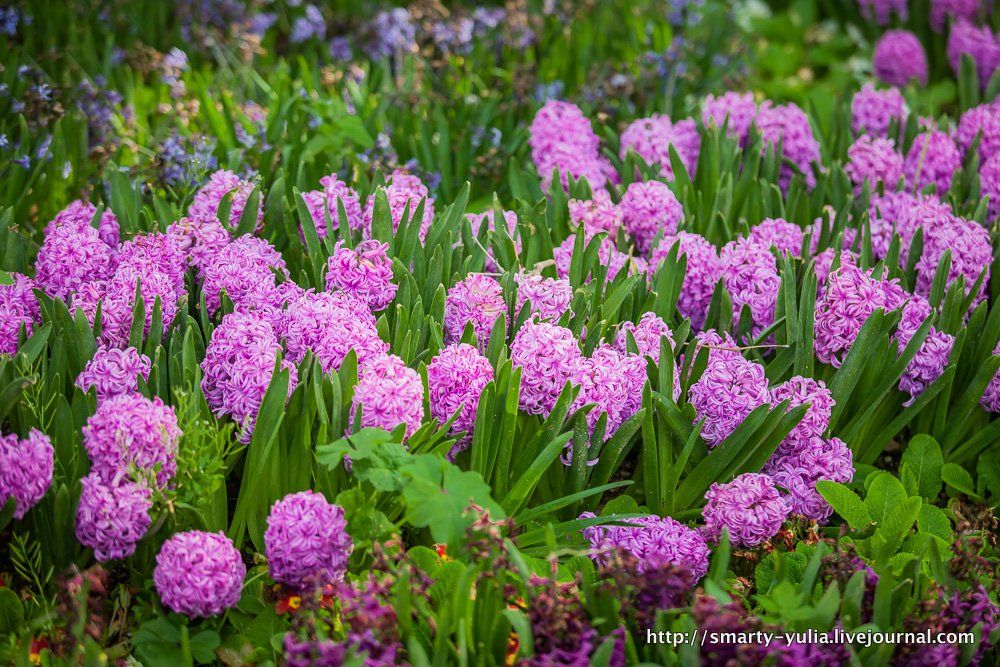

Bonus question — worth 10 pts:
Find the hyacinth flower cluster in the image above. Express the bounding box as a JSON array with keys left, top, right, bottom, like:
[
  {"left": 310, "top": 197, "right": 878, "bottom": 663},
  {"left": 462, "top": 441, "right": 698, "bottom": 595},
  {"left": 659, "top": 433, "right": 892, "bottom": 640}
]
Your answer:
[
  {"left": 265, "top": 490, "right": 354, "bottom": 589},
  {"left": 528, "top": 100, "right": 615, "bottom": 191},
  {"left": 444, "top": 273, "right": 507, "bottom": 349},
  {"left": 301, "top": 172, "right": 364, "bottom": 239},
  {"left": 75, "top": 345, "right": 152, "bottom": 400},
  {"left": 427, "top": 343, "right": 495, "bottom": 459},
  {"left": 620, "top": 114, "right": 700, "bottom": 181},
  {"left": 76, "top": 393, "right": 181, "bottom": 561},
  {"left": 361, "top": 169, "right": 436, "bottom": 241},
  {"left": 580, "top": 512, "right": 711, "bottom": 580},
  {"left": 325, "top": 240, "right": 397, "bottom": 311},
  {"left": 0, "top": 429, "right": 54, "bottom": 520},
  {"left": 153, "top": 530, "right": 245, "bottom": 617},
  {"left": 0, "top": 272, "right": 40, "bottom": 356}
]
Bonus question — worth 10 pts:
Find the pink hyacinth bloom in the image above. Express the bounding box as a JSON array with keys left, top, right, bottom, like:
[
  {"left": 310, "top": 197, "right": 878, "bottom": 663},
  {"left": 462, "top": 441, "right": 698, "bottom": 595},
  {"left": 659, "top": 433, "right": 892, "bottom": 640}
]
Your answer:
[
  {"left": 362, "top": 170, "right": 435, "bottom": 241},
  {"left": 846, "top": 135, "right": 904, "bottom": 194},
  {"left": 873, "top": 30, "right": 929, "bottom": 88},
  {"left": 283, "top": 289, "right": 386, "bottom": 373},
  {"left": 755, "top": 101, "right": 822, "bottom": 191},
  {"left": 980, "top": 342, "right": 1000, "bottom": 412},
  {"left": 34, "top": 224, "right": 117, "bottom": 301},
  {"left": 444, "top": 274, "right": 507, "bottom": 350},
  {"left": 955, "top": 102, "right": 1000, "bottom": 158},
  {"left": 720, "top": 237, "right": 780, "bottom": 339},
  {"left": 189, "top": 169, "right": 263, "bottom": 233},
  {"left": 568, "top": 190, "right": 622, "bottom": 238},
  {"left": 894, "top": 294, "right": 954, "bottom": 399},
  {"left": 764, "top": 436, "right": 854, "bottom": 522},
  {"left": 510, "top": 321, "right": 582, "bottom": 417},
  {"left": 154, "top": 530, "right": 246, "bottom": 618},
  {"left": 947, "top": 19, "right": 1000, "bottom": 90},
  {"left": 265, "top": 491, "right": 353, "bottom": 589},
  {"left": 83, "top": 393, "right": 181, "bottom": 487},
  {"left": 581, "top": 512, "right": 710, "bottom": 579},
  {"left": 770, "top": 376, "right": 835, "bottom": 441},
  {"left": 571, "top": 344, "right": 646, "bottom": 440},
  {"left": 852, "top": 83, "right": 907, "bottom": 138},
  {"left": 0, "top": 429, "right": 53, "bottom": 519},
  {"left": 45, "top": 200, "right": 119, "bottom": 247},
  {"left": 201, "top": 235, "right": 289, "bottom": 315},
  {"left": 702, "top": 473, "right": 789, "bottom": 547},
  {"left": 620, "top": 115, "right": 699, "bottom": 181},
  {"left": 702, "top": 91, "right": 757, "bottom": 144},
  {"left": 325, "top": 240, "right": 397, "bottom": 311},
  {"left": 619, "top": 180, "right": 684, "bottom": 255},
  {"left": 748, "top": 218, "right": 804, "bottom": 257},
  {"left": 301, "top": 174, "right": 363, "bottom": 239},
  {"left": 0, "top": 273, "right": 40, "bottom": 356},
  {"left": 857, "top": 0, "right": 908, "bottom": 25},
  {"left": 514, "top": 271, "right": 573, "bottom": 322},
  {"left": 427, "top": 343, "right": 494, "bottom": 458},
  {"left": 76, "top": 346, "right": 152, "bottom": 400},
  {"left": 931, "top": 0, "right": 986, "bottom": 31},
  {"left": 904, "top": 130, "right": 961, "bottom": 194},
  {"left": 980, "top": 152, "right": 1000, "bottom": 221},
  {"left": 915, "top": 215, "right": 992, "bottom": 304},
  {"left": 75, "top": 472, "right": 152, "bottom": 561},
  {"left": 350, "top": 354, "right": 424, "bottom": 438},
  {"left": 648, "top": 232, "right": 722, "bottom": 329},
  {"left": 814, "top": 264, "right": 902, "bottom": 367}
]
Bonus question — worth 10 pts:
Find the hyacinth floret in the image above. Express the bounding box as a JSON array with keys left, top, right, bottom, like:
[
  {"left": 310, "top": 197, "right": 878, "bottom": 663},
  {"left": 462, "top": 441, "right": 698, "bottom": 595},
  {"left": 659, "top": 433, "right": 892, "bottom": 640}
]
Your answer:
[
  {"left": 580, "top": 512, "right": 710, "bottom": 580},
  {"left": 571, "top": 344, "right": 646, "bottom": 440},
  {"left": 75, "top": 472, "right": 152, "bottom": 561},
  {"left": 325, "top": 240, "right": 397, "bottom": 311},
  {"left": 426, "top": 343, "right": 494, "bottom": 458},
  {"left": 747, "top": 218, "right": 804, "bottom": 257},
  {"left": 648, "top": 232, "right": 721, "bottom": 329},
  {"left": 154, "top": 530, "right": 246, "bottom": 618},
  {"left": 350, "top": 354, "right": 424, "bottom": 438},
  {"left": 201, "top": 234, "right": 289, "bottom": 315},
  {"left": 702, "top": 473, "right": 790, "bottom": 547},
  {"left": 283, "top": 289, "right": 387, "bottom": 373},
  {"left": 720, "top": 237, "right": 780, "bottom": 338},
  {"left": 34, "top": 223, "right": 116, "bottom": 301},
  {"left": 76, "top": 346, "right": 152, "bottom": 400},
  {"left": 846, "top": 135, "right": 904, "bottom": 194},
  {"left": 852, "top": 83, "right": 907, "bottom": 137},
  {"left": 765, "top": 436, "right": 854, "bottom": 522},
  {"left": 265, "top": 491, "right": 353, "bottom": 589},
  {"left": 0, "top": 429, "right": 53, "bottom": 519}
]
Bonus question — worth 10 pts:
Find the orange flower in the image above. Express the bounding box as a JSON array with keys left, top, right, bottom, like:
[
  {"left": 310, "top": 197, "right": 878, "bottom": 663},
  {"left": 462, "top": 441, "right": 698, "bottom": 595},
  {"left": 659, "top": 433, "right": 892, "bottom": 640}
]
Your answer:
[{"left": 276, "top": 595, "right": 302, "bottom": 615}]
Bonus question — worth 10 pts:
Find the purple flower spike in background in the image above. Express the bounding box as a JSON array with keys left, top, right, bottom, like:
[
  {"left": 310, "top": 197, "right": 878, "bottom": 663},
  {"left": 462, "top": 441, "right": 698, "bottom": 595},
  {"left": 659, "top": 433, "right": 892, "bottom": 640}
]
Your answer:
[{"left": 873, "top": 30, "right": 928, "bottom": 87}]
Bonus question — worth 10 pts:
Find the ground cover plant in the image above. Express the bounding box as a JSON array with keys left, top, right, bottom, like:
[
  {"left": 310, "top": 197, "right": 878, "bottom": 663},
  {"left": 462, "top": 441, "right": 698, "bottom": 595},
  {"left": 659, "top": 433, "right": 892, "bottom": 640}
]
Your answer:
[{"left": 0, "top": 0, "right": 998, "bottom": 665}]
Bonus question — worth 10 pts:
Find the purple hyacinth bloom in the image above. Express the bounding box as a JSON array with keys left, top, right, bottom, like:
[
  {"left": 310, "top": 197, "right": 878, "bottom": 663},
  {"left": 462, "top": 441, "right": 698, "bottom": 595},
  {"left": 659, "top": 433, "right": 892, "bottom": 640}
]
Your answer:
[
  {"left": 856, "top": 0, "right": 908, "bottom": 24},
  {"left": 846, "top": 135, "right": 904, "bottom": 194},
  {"left": 947, "top": 19, "right": 999, "bottom": 90},
  {"left": 755, "top": 101, "right": 822, "bottom": 191},
  {"left": 34, "top": 224, "right": 116, "bottom": 301},
  {"left": 904, "top": 130, "right": 961, "bottom": 193},
  {"left": 202, "top": 310, "right": 298, "bottom": 442},
  {"left": 873, "top": 30, "right": 929, "bottom": 87},
  {"left": 514, "top": 271, "right": 573, "bottom": 321},
  {"left": 0, "top": 272, "right": 40, "bottom": 356},
  {"left": 915, "top": 215, "right": 992, "bottom": 304},
  {"left": 814, "top": 264, "right": 901, "bottom": 367},
  {"left": 201, "top": 235, "right": 289, "bottom": 315},
  {"left": 895, "top": 294, "right": 954, "bottom": 399},
  {"left": 46, "top": 200, "right": 119, "bottom": 247},
  {"left": 154, "top": 530, "right": 246, "bottom": 618},
  {"left": 265, "top": 491, "right": 353, "bottom": 589},
  {"left": 325, "top": 240, "right": 397, "bottom": 311},
  {"left": 852, "top": 83, "right": 907, "bottom": 137},
  {"left": 367, "top": 8, "right": 417, "bottom": 59},
  {"left": 580, "top": 512, "right": 710, "bottom": 580},
  {"left": 870, "top": 191, "right": 955, "bottom": 262},
  {"left": 444, "top": 274, "right": 507, "bottom": 350},
  {"left": 982, "top": 343, "right": 1000, "bottom": 412},
  {"left": 510, "top": 321, "right": 582, "bottom": 417},
  {"left": 981, "top": 152, "right": 1000, "bottom": 221},
  {"left": 0, "top": 429, "right": 53, "bottom": 519},
  {"left": 427, "top": 343, "right": 494, "bottom": 458},
  {"left": 747, "top": 218, "right": 804, "bottom": 257},
  {"left": 572, "top": 344, "right": 646, "bottom": 439},
  {"left": 955, "top": 102, "right": 1000, "bottom": 158},
  {"left": 301, "top": 173, "right": 363, "bottom": 239},
  {"left": 616, "top": 312, "right": 675, "bottom": 364},
  {"left": 649, "top": 232, "right": 721, "bottom": 329},
  {"left": 702, "top": 91, "right": 757, "bottom": 144},
  {"left": 620, "top": 114, "right": 700, "bottom": 181},
  {"left": 720, "top": 237, "right": 780, "bottom": 338},
  {"left": 188, "top": 169, "right": 263, "bottom": 233},
  {"left": 290, "top": 4, "right": 325, "bottom": 43},
  {"left": 765, "top": 436, "right": 854, "bottom": 522},
  {"left": 83, "top": 393, "right": 181, "bottom": 487},
  {"left": 619, "top": 180, "right": 684, "bottom": 254},
  {"left": 74, "top": 472, "right": 151, "bottom": 561},
  {"left": 283, "top": 289, "right": 386, "bottom": 373},
  {"left": 568, "top": 190, "right": 622, "bottom": 238},
  {"left": 702, "top": 473, "right": 789, "bottom": 547},
  {"left": 76, "top": 346, "right": 152, "bottom": 400},
  {"left": 362, "top": 169, "right": 436, "bottom": 242},
  {"left": 931, "top": 0, "right": 986, "bottom": 31},
  {"left": 350, "top": 354, "right": 424, "bottom": 438},
  {"left": 529, "top": 100, "right": 609, "bottom": 191},
  {"left": 688, "top": 331, "right": 770, "bottom": 446},
  {"left": 166, "top": 214, "right": 231, "bottom": 273},
  {"left": 770, "top": 376, "right": 835, "bottom": 440}
]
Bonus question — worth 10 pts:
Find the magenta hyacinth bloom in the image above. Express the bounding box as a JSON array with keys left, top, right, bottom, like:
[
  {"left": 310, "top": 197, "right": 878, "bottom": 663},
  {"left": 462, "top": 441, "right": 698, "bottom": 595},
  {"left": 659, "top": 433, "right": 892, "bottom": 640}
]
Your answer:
[
  {"left": 201, "top": 235, "right": 289, "bottom": 315},
  {"left": 75, "top": 472, "right": 152, "bottom": 562},
  {"left": 572, "top": 344, "right": 646, "bottom": 438},
  {"left": 846, "top": 135, "right": 904, "bottom": 194},
  {"left": 444, "top": 274, "right": 507, "bottom": 349},
  {"left": 301, "top": 173, "right": 363, "bottom": 239},
  {"left": 426, "top": 343, "right": 494, "bottom": 458},
  {"left": 894, "top": 295, "right": 955, "bottom": 399},
  {"left": 873, "top": 30, "right": 929, "bottom": 87},
  {"left": 362, "top": 170, "right": 436, "bottom": 241},
  {"left": 620, "top": 115, "right": 700, "bottom": 181},
  {"left": 552, "top": 234, "right": 636, "bottom": 284},
  {"left": 46, "top": 200, "right": 119, "bottom": 247},
  {"left": 755, "top": 101, "right": 821, "bottom": 191},
  {"left": 702, "top": 91, "right": 757, "bottom": 144},
  {"left": 904, "top": 130, "right": 961, "bottom": 193},
  {"left": 166, "top": 215, "right": 231, "bottom": 272},
  {"left": 857, "top": 0, "right": 908, "bottom": 24},
  {"left": 931, "top": 0, "right": 986, "bottom": 31},
  {"left": 350, "top": 354, "right": 424, "bottom": 437},
  {"left": 619, "top": 180, "right": 684, "bottom": 255},
  {"left": 265, "top": 491, "right": 353, "bottom": 589},
  {"left": 981, "top": 152, "right": 1000, "bottom": 221},
  {"left": 202, "top": 310, "right": 299, "bottom": 442},
  {"left": 76, "top": 346, "right": 152, "bottom": 400},
  {"left": 814, "top": 264, "right": 901, "bottom": 367},
  {"left": 747, "top": 218, "right": 804, "bottom": 257},
  {"left": 770, "top": 376, "right": 835, "bottom": 441},
  {"left": 529, "top": 100, "right": 612, "bottom": 191},
  {"left": 947, "top": 19, "right": 999, "bottom": 89},
  {"left": 283, "top": 289, "right": 387, "bottom": 373},
  {"left": 510, "top": 321, "right": 582, "bottom": 417},
  {"left": 688, "top": 332, "right": 770, "bottom": 447},
  {"left": 0, "top": 272, "right": 40, "bottom": 356},
  {"left": 154, "top": 530, "right": 246, "bottom": 618},
  {"left": 0, "top": 429, "right": 53, "bottom": 519},
  {"left": 649, "top": 232, "right": 721, "bottom": 329},
  {"left": 765, "top": 436, "right": 854, "bottom": 522},
  {"left": 188, "top": 169, "right": 263, "bottom": 233},
  {"left": 702, "top": 473, "right": 790, "bottom": 547},
  {"left": 580, "top": 512, "right": 710, "bottom": 579},
  {"left": 34, "top": 223, "right": 116, "bottom": 301},
  {"left": 852, "top": 83, "right": 907, "bottom": 137},
  {"left": 955, "top": 102, "right": 1000, "bottom": 158},
  {"left": 83, "top": 393, "right": 181, "bottom": 487},
  {"left": 980, "top": 342, "right": 1000, "bottom": 412},
  {"left": 568, "top": 190, "right": 622, "bottom": 238},
  {"left": 514, "top": 271, "right": 573, "bottom": 321},
  {"left": 915, "top": 215, "right": 992, "bottom": 304},
  {"left": 616, "top": 312, "right": 675, "bottom": 364},
  {"left": 325, "top": 240, "right": 397, "bottom": 311},
  {"left": 720, "top": 237, "right": 780, "bottom": 338}
]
